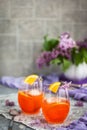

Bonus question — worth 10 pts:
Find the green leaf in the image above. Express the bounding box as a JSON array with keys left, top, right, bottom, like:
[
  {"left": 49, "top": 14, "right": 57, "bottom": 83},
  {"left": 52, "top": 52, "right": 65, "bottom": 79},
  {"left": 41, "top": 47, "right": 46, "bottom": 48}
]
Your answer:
[
  {"left": 80, "top": 48, "right": 87, "bottom": 63},
  {"left": 71, "top": 47, "right": 87, "bottom": 65},
  {"left": 43, "top": 35, "right": 59, "bottom": 51},
  {"left": 74, "top": 52, "right": 83, "bottom": 65},
  {"left": 63, "top": 58, "right": 72, "bottom": 71},
  {"left": 50, "top": 58, "right": 61, "bottom": 65},
  {"left": 71, "top": 48, "right": 83, "bottom": 65},
  {"left": 71, "top": 47, "right": 77, "bottom": 63}
]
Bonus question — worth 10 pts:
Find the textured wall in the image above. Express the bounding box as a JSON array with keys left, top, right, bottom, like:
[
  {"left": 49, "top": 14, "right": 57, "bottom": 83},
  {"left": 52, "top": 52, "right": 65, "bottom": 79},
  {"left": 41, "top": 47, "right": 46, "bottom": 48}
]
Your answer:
[{"left": 0, "top": 0, "right": 87, "bottom": 76}]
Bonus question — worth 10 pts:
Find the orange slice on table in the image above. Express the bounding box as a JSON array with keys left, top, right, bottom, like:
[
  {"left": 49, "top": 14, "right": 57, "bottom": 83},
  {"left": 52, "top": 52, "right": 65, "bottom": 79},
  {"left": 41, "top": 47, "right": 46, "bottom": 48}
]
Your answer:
[
  {"left": 49, "top": 82, "right": 61, "bottom": 93},
  {"left": 24, "top": 74, "right": 38, "bottom": 85}
]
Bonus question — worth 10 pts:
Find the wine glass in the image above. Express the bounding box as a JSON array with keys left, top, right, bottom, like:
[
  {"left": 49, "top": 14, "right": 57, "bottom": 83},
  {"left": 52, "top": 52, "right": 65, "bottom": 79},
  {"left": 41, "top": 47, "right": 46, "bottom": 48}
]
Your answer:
[
  {"left": 42, "top": 82, "right": 70, "bottom": 126},
  {"left": 18, "top": 77, "right": 44, "bottom": 115}
]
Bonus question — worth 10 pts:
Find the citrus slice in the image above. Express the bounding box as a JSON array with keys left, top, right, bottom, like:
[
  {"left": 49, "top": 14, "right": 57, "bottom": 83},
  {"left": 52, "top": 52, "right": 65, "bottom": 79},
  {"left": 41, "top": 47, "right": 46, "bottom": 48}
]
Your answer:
[
  {"left": 49, "top": 82, "right": 61, "bottom": 93},
  {"left": 24, "top": 74, "right": 38, "bottom": 85}
]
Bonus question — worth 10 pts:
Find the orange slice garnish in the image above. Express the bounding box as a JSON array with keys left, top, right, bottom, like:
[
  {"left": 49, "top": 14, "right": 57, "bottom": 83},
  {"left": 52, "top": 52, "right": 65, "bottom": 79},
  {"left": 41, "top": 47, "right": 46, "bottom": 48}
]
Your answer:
[
  {"left": 49, "top": 82, "right": 61, "bottom": 93},
  {"left": 24, "top": 74, "right": 38, "bottom": 85}
]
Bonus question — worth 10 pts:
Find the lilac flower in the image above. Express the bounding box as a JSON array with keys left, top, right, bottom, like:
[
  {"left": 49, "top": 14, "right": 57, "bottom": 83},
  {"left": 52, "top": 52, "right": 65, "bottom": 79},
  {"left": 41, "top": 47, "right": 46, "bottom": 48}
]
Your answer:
[
  {"left": 36, "top": 56, "right": 45, "bottom": 68},
  {"left": 60, "top": 32, "right": 70, "bottom": 39},
  {"left": 61, "top": 82, "right": 71, "bottom": 89},
  {"left": 64, "top": 50, "right": 71, "bottom": 60},
  {"left": 74, "top": 100, "right": 84, "bottom": 107},
  {"left": 36, "top": 32, "right": 87, "bottom": 70},
  {"left": 36, "top": 33, "right": 74, "bottom": 69},
  {"left": 5, "top": 99, "right": 15, "bottom": 106},
  {"left": 54, "top": 47, "right": 71, "bottom": 60},
  {"left": 36, "top": 51, "right": 52, "bottom": 68},
  {"left": 77, "top": 39, "right": 87, "bottom": 49},
  {"left": 59, "top": 32, "right": 76, "bottom": 50},
  {"left": 51, "top": 49, "right": 59, "bottom": 58}
]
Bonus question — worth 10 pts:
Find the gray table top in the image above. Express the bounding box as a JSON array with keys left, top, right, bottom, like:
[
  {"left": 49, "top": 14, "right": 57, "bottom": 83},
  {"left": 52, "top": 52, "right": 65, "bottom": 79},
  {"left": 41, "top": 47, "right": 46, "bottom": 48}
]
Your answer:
[
  {"left": 0, "top": 84, "right": 33, "bottom": 130},
  {"left": 0, "top": 84, "right": 87, "bottom": 130}
]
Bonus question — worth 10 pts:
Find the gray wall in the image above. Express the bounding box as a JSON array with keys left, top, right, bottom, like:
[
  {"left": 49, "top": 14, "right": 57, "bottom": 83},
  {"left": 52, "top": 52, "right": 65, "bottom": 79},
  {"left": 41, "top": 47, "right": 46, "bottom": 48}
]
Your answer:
[{"left": 0, "top": 0, "right": 87, "bottom": 77}]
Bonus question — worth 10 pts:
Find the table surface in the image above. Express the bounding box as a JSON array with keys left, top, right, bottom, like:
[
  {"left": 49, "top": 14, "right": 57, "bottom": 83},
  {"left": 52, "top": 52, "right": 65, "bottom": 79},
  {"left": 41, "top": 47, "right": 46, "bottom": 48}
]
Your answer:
[
  {"left": 0, "top": 84, "right": 87, "bottom": 130},
  {"left": 0, "top": 84, "right": 33, "bottom": 130}
]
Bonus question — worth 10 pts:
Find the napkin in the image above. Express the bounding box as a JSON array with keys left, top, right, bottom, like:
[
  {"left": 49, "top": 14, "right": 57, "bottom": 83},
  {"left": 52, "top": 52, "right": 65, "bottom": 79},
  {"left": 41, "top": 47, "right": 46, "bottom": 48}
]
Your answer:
[
  {"left": 56, "top": 112, "right": 87, "bottom": 130},
  {"left": 0, "top": 74, "right": 87, "bottom": 101},
  {"left": 65, "top": 112, "right": 87, "bottom": 130},
  {"left": 0, "top": 76, "right": 25, "bottom": 89},
  {"left": 0, "top": 73, "right": 59, "bottom": 89},
  {"left": 69, "top": 87, "right": 87, "bottom": 101}
]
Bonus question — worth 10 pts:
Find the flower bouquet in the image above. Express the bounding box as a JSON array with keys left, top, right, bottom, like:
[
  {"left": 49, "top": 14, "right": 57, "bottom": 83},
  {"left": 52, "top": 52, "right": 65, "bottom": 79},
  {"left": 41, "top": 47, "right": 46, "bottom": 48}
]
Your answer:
[{"left": 36, "top": 32, "right": 87, "bottom": 84}]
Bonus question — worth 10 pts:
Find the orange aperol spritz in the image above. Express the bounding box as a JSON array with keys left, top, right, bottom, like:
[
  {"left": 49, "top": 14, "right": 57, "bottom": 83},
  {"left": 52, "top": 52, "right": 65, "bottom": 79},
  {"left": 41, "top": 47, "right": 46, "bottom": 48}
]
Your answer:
[
  {"left": 18, "top": 75, "right": 43, "bottom": 114},
  {"left": 42, "top": 82, "right": 70, "bottom": 124},
  {"left": 18, "top": 89, "right": 43, "bottom": 114},
  {"left": 42, "top": 97, "right": 70, "bottom": 124}
]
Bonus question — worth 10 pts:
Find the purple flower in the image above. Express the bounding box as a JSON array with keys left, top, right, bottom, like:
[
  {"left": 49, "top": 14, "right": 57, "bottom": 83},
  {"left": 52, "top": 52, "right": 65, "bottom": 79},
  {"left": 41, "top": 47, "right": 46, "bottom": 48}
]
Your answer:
[
  {"left": 36, "top": 33, "right": 74, "bottom": 69},
  {"left": 5, "top": 99, "right": 15, "bottom": 106},
  {"left": 61, "top": 82, "right": 71, "bottom": 89},
  {"left": 51, "top": 49, "right": 59, "bottom": 58},
  {"left": 60, "top": 32, "right": 70, "bottom": 39},
  {"left": 59, "top": 32, "right": 76, "bottom": 50},
  {"left": 36, "top": 51, "right": 52, "bottom": 68},
  {"left": 64, "top": 50, "right": 71, "bottom": 60},
  {"left": 36, "top": 32, "right": 87, "bottom": 70},
  {"left": 36, "top": 57, "right": 45, "bottom": 68},
  {"left": 77, "top": 39, "right": 87, "bottom": 49},
  {"left": 74, "top": 101, "right": 84, "bottom": 107}
]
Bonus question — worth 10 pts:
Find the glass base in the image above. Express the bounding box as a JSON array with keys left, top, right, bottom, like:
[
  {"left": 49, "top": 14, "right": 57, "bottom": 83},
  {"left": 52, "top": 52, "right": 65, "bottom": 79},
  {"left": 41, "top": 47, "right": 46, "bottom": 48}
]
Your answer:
[{"left": 47, "top": 123, "right": 63, "bottom": 129}]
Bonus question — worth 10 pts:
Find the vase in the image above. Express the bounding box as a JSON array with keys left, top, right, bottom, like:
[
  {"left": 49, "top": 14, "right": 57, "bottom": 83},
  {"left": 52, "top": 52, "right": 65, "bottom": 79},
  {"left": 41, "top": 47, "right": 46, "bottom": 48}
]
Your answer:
[{"left": 60, "top": 62, "right": 87, "bottom": 85}]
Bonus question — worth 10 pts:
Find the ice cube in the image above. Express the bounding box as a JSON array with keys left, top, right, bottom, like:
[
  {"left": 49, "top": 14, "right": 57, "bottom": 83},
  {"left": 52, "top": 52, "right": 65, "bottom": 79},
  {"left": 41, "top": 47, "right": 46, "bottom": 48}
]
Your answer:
[
  {"left": 29, "top": 89, "right": 41, "bottom": 96},
  {"left": 47, "top": 97, "right": 58, "bottom": 103},
  {"left": 46, "top": 97, "right": 65, "bottom": 103}
]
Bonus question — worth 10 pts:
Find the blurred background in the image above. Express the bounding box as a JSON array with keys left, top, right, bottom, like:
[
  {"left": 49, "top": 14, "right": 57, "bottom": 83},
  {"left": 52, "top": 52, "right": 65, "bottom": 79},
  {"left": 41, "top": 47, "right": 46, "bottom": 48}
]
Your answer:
[{"left": 0, "top": 0, "right": 87, "bottom": 77}]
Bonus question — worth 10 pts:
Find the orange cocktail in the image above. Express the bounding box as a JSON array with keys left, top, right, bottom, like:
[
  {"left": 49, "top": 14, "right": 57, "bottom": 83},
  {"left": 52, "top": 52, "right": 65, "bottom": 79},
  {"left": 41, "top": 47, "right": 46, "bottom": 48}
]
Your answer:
[
  {"left": 18, "top": 89, "right": 43, "bottom": 114},
  {"left": 42, "top": 97, "right": 70, "bottom": 124}
]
